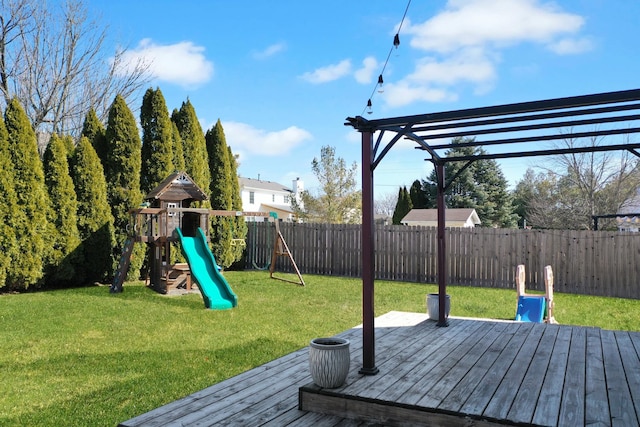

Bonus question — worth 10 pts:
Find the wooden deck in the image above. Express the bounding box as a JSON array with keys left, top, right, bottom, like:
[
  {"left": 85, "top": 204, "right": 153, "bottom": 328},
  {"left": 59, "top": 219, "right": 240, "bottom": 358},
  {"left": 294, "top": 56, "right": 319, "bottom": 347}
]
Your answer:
[{"left": 119, "top": 311, "right": 640, "bottom": 426}]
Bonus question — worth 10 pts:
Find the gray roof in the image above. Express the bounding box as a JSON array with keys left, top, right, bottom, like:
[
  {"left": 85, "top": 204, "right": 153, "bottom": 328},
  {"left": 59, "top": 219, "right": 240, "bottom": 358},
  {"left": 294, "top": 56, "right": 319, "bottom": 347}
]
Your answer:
[
  {"left": 402, "top": 208, "right": 481, "bottom": 224},
  {"left": 239, "top": 177, "right": 292, "bottom": 193}
]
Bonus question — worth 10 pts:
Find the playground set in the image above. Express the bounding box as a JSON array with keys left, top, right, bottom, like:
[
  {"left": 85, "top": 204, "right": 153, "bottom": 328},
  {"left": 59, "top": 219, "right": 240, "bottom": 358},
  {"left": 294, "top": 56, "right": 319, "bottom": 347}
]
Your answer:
[
  {"left": 109, "top": 171, "right": 304, "bottom": 309},
  {"left": 514, "top": 264, "right": 557, "bottom": 324}
]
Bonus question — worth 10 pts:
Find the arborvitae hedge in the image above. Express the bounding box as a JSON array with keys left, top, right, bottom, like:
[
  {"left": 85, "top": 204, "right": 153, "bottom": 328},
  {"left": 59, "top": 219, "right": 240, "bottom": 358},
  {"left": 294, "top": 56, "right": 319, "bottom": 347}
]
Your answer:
[
  {"left": 0, "top": 114, "right": 18, "bottom": 288},
  {"left": 43, "top": 134, "right": 82, "bottom": 286},
  {"left": 5, "top": 98, "right": 51, "bottom": 289},
  {"left": 172, "top": 100, "right": 210, "bottom": 206},
  {"left": 104, "top": 94, "right": 144, "bottom": 281},
  {"left": 228, "top": 145, "right": 247, "bottom": 264},
  {"left": 71, "top": 137, "right": 115, "bottom": 284},
  {"left": 171, "top": 120, "right": 185, "bottom": 172},
  {"left": 206, "top": 120, "right": 234, "bottom": 267},
  {"left": 140, "top": 87, "right": 174, "bottom": 194},
  {"left": 82, "top": 108, "right": 108, "bottom": 166}
]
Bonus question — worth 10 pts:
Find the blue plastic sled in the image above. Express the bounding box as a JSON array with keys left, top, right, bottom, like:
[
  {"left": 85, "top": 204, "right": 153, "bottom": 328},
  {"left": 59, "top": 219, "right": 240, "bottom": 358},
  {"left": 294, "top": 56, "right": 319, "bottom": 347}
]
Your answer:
[{"left": 515, "top": 296, "right": 546, "bottom": 323}]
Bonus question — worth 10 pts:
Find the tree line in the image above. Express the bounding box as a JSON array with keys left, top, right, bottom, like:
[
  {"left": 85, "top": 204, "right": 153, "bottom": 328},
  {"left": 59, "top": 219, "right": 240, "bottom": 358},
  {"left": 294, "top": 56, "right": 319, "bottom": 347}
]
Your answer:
[
  {"left": 389, "top": 137, "right": 640, "bottom": 230},
  {"left": 0, "top": 88, "right": 244, "bottom": 292}
]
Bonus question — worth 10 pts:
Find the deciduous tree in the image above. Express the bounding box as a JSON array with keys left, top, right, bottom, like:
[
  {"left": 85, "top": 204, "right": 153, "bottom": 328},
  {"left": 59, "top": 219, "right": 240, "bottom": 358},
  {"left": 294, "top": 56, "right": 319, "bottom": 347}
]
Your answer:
[
  {"left": 294, "top": 145, "right": 361, "bottom": 223},
  {"left": 0, "top": 0, "right": 150, "bottom": 137}
]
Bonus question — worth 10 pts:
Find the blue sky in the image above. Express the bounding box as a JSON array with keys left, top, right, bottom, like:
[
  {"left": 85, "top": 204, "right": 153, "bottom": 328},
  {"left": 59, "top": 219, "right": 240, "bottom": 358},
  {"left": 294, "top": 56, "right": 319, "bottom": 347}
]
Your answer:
[{"left": 88, "top": 0, "right": 640, "bottom": 199}]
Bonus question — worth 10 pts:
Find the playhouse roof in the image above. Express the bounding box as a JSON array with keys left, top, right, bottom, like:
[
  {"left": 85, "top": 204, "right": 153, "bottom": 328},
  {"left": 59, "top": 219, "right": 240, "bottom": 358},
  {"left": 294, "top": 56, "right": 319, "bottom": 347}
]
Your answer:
[{"left": 145, "top": 171, "right": 208, "bottom": 202}]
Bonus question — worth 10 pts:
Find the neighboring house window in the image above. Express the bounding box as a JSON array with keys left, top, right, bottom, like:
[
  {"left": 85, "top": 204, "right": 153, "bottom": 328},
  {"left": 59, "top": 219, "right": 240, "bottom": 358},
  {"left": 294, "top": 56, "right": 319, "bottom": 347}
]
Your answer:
[
  {"left": 249, "top": 192, "right": 255, "bottom": 204},
  {"left": 272, "top": 194, "right": 275, "bottom": 202},
  {"left": 284, "top": 195, "right": 290, "bottom": 204}
]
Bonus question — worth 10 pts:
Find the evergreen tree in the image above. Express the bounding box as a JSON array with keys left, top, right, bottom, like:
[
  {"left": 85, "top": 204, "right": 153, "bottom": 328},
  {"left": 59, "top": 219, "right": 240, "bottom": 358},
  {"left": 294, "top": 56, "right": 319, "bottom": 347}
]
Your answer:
[
  {"left": 61, "top": 134, "right": 76, "bottom": 157},
  {"left": 171, "top": 120, "right": 185, "bottom": 172},
  {"left": 82, "top": 108, "right": 107, "bottom": 165},
  {"left": 172, "top": 100, "right": 210, "bottom": 204},
  {"left": 392, "top": 186, "right": 412, "bottom": 225},
  {"left": 423, "top": 137, "right": 517, "bottom": 227},
  {"left": 43, "top": 134, "right": 81, "bottom": 286},
  {"left": 104, "top": 94, "right": 144, "bottom": 281},
  {"left": 206, "top": 120, "right": 234, "bottom": 267},
  {"left": 0, "top": 114, "right": 17, "bottom": 289},
  {"left": 71, "top": 137, "right": 115, "bottom": 283},
  {"left": 5, "top": 98, "right": 51, "bottom": 289},
  {"left": 140, "top": 87, "right": 174, "bottom": 194},
  {"left": 409, "top": 179, "right": 429, "bottom": 208},
  {"left": 228, "top": 145, "right": 247, "bottom": 264}
]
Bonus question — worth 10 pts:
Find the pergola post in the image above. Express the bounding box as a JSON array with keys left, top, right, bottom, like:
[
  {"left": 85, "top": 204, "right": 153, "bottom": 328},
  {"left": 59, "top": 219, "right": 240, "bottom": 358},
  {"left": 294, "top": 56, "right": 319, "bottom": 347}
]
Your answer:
[
  {"left": 360, "top": 129, "right": 378, "bottom": 375},
  {"left": 435, "top": 163, "right": 449, "bottom": 327}
]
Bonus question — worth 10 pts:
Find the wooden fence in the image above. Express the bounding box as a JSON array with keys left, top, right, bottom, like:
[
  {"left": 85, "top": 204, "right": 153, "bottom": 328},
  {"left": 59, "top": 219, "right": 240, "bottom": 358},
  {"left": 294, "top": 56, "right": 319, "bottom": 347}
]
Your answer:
[{"left": 244, "top": 222, "right": 640, "bottom": 299}]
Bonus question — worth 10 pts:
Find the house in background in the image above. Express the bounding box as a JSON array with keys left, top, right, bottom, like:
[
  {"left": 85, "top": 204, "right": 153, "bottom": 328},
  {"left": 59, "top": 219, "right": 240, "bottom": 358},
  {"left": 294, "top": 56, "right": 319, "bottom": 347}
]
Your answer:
[
  {"left": 401, "top": 208, "right": 481, "bottom": 228},
  {"left": 239, "top": 177, "right": 304, "bottom": 222}
]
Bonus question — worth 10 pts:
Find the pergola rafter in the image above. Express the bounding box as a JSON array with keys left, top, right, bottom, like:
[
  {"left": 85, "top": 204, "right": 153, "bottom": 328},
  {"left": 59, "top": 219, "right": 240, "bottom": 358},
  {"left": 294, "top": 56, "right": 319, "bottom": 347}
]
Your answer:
[{"left": 345, "top": 88, "right": 640, "bottom": 375}]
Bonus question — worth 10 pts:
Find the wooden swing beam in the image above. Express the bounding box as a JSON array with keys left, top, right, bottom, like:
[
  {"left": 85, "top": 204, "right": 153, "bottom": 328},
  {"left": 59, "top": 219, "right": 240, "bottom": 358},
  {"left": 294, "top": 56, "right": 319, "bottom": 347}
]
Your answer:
[{"left": 209, "top": 210, "right": 305, "bottom": 286}]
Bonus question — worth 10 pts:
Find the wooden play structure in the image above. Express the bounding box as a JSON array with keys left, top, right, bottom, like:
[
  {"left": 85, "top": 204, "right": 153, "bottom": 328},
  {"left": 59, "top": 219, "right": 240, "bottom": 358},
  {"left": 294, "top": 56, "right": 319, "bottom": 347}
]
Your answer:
[
  {"left": 109, "top": 171, "right": 304, "bottom": 294},
  {"left": 515, "top": 264, "right": 557, "bottom": 324}
]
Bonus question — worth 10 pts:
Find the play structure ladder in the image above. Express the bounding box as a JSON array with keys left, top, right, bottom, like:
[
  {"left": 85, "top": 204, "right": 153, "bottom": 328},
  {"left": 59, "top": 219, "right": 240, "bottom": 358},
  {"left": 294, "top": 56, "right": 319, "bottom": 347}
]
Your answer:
[{"left": 110, "top": 238, "right": 135, "bottom": 293}]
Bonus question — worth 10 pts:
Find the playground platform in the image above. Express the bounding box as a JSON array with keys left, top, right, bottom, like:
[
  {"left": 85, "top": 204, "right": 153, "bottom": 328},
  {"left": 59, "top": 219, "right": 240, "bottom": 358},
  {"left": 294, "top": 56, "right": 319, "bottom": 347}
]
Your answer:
[{"left": 119, "top": 311, "right": 640, "bottom": 426}]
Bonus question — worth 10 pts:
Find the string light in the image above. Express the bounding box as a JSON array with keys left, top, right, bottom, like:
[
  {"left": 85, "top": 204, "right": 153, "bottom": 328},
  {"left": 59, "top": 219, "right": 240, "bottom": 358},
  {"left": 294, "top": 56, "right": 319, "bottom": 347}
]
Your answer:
[{"left": 360, "top": 0, "right": 411, "bottom": 116}]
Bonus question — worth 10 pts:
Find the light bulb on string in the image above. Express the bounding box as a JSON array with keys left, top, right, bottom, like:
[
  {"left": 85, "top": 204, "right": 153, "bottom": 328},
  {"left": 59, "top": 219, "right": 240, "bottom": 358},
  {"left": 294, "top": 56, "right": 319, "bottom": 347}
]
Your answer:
[
  {"left": 367, "top": 99, "right": 373, "bottom": 115},
  {"left": 377, "top": 74, "right": 384, "bottom": 93},
  {"left": 393, "top": 33, "right": 400, "bottom": 55}
]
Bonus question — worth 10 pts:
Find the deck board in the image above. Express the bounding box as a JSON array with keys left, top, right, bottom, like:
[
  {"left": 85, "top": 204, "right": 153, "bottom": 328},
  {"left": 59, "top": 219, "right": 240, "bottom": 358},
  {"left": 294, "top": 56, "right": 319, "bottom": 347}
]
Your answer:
[{"left": 119, "top": 312, "right": 640, "bottom": 427}]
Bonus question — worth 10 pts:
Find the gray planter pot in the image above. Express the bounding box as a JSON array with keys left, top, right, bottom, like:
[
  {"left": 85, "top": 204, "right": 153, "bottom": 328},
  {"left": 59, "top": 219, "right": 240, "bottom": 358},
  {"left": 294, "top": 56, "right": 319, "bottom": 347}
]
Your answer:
[
  {"left": 309, "top": 337, "right": 350, "bottom": 388},
  {"left": 427, "top": 293, "right": 450, "bottom": 320}
]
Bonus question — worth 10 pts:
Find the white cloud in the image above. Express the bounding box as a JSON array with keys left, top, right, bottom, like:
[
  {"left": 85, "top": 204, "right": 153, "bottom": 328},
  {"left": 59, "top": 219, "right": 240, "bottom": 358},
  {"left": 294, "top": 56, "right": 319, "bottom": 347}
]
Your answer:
[
  {"left": 223, "top": 121, "right": 312, "bottom": 156},
  {"left": 252, "top": 42, "right": 286, "bottom": 60},
  {"left": 383, "top": 82, "right": 457, "bottom": 108},
  {"left": 547, "top": 37, "right": 594, "bottom": 55},
  {"left": 117, "top": 38, "right": 214, "bottom": 87},
  {"left": 354, "top": 56, "right": 379, "bottom": 84},
  {"left": 300, "top": 59, "right": 352, "bottom": 84},
  {"left": 377, "top": 0, "right": 591, "bottom": 110},
  {"left": 408, "top": 48, "right": 496, "bottom": 86},
  {"left": 406, "top": 0, "right": 586, "bottom": 53}
]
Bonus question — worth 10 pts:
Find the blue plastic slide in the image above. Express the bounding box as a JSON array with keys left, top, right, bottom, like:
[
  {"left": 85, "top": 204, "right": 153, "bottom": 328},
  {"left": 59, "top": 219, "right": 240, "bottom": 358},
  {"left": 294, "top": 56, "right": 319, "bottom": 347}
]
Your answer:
[
  {"left": 176, "top": 227, "right": 238, "bottom": 310},
  {"left": 515, "top": 296, "right": 546, "bottom": 323}
]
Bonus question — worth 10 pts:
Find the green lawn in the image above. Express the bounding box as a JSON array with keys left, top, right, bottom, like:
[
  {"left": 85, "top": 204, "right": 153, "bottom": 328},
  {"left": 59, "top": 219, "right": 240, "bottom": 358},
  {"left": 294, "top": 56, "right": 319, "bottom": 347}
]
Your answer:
[{"left": 1, "top": 271, "right": 639, "bottom": 426}]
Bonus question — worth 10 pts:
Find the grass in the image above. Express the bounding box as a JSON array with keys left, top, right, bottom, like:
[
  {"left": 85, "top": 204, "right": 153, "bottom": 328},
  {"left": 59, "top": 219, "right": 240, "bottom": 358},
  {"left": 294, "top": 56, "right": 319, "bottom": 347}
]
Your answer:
[{"left": 1, "top": 271, "right": 640, "bottom": 426}]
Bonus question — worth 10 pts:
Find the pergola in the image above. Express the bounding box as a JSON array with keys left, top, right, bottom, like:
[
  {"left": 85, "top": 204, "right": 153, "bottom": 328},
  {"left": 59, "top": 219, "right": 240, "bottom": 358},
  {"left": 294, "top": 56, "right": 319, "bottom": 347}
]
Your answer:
[{"left": 345, "top": 88, "right": 640, "bottom": 375}]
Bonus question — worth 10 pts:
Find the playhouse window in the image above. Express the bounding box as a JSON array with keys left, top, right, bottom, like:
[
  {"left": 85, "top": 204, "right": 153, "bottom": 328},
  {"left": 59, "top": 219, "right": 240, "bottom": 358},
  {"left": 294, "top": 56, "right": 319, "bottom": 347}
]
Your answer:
[{"left": 167, "top": 202, "right": 177, "bottom": 217}]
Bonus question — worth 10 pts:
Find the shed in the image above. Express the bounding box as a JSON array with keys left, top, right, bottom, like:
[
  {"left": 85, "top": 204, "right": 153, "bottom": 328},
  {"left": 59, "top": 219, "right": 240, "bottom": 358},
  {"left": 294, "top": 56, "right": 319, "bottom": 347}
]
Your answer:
[{"left": 401, "top": 208, "right": 481, "bottom": 228}]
